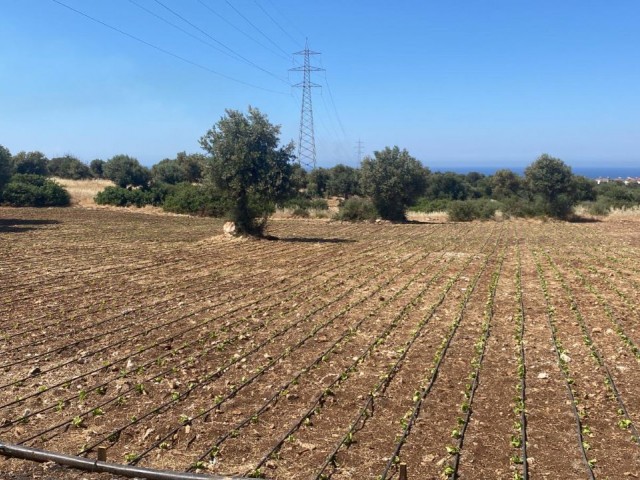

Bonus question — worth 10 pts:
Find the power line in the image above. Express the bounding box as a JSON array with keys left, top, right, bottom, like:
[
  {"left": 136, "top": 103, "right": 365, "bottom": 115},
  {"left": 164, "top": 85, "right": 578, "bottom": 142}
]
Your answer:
[
  {"left": 322, "top": 71, "right": 348, "bottom": 140},
  {"left": 224, "top": 0, "right": 291, "bottom": 59},
  {"left": 127, "top": 0, "right": 240, "bottom": 60},
  {"left": 152, "top": 0, "right": 289, "bottom": 84},
  {"left": 50, "top": 0, "right": 287, "bottom": 95},
  {"left": 264, "top": 0, "right": 306, "bottom": 43},
  {"left": 254, "top": 0, "right": 300, "bottom": 47},
  {"left": 196, "top": 0, "right": 290, "bottom": 61}
]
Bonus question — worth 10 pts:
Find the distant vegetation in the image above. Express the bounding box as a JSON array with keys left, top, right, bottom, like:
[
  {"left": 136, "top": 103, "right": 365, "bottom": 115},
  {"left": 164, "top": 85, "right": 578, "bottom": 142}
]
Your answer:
[{"left": 2, "top": 108, "right": 639, "bottom": 220}]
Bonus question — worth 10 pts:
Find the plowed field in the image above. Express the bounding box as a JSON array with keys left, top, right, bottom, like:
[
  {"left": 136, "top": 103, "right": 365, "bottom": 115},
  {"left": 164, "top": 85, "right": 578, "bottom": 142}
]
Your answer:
[{"left": 1, "top": 208, "right": 639, "bottom": 480}]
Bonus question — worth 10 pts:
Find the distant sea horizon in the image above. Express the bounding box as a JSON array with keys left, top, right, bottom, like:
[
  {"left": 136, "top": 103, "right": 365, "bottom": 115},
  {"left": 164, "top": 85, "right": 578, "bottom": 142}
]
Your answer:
[{"left": 433, "top": 165, "right": 639, "bottom": 179}]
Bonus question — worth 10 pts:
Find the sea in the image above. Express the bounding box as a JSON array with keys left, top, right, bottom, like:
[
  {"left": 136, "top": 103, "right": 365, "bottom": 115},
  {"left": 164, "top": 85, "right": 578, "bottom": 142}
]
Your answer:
[{"left": 437, "top": 166, "right": 639, "bottom": 179}]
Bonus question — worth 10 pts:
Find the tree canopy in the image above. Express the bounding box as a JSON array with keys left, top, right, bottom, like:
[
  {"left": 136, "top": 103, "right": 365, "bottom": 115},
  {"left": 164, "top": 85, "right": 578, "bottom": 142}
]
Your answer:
[
  {"left": 360, "top": 146, "right": 427, "bottom": 221},
  {"left": 199, "top": 107, "right": 295, "bottom": 235},
  {"left": 12, "top": 151, "right": 49, "bottom": 176},
  {"left": 0, "top": 145, "right": 12, "bottom": 193},
  {"left": 48, "top": 155, "right": 92, "bottom": 180},
  {"left": 103, "top": 155, "right": 150, "bottom": 188},
  {"left": 524, "top": 154, "right": 575, "bottom": 218}
]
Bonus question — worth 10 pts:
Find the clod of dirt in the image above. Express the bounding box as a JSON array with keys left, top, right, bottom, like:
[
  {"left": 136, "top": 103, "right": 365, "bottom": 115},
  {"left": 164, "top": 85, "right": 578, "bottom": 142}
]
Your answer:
[
  {"left": 28, "top": 367, "right": 41, "bottom": 376},
  {"left": 560, "top": 352, "right": 572, "bottom": 363}
]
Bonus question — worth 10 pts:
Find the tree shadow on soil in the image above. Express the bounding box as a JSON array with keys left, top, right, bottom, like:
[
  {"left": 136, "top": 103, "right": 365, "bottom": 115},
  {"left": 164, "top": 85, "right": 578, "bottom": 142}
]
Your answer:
[
  {"left": 568, "top": 216, "right": 602, "bottom": 223},
  {"left": 264, "top": 235, "right": 356, "bottom": 244},
  {"left": 0, "top": 219, "right": 61, "bottom": 233}
]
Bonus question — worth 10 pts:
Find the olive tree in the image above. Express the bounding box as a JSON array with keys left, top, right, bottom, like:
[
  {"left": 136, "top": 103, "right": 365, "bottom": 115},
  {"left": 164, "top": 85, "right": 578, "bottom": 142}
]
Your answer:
[
  {"left": 360, "top": 146, "right": 427, "bottom": 221},
  {"left": 12, "top": 151, "right": 49, "bottom": 176},
  {"left": 103, "top": 155, "right": 150, "bottom": 188},
  {"left": 199, "top": 107, "right": 294, "bottom": 235},
  {"left": 0, "top": 145, "right": 12, "bottom": 193},
  {"left": 524, "top": 154, "right": 575, "bottom": 218}
]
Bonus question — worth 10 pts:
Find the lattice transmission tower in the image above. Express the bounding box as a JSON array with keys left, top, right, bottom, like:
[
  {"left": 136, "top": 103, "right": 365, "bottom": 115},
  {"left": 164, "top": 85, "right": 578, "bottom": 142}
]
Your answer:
[{"left": 291, "top": 40, "right": 323, "bottom": 169}]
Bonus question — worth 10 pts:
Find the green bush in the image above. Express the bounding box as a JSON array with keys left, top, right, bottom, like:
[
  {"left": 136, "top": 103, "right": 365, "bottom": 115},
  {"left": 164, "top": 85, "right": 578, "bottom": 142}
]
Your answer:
[
  {"left": 162, "top": 183, "right": 227, "bottom": 217},
  {"left": 2, "top": 174, "right": 70, "bottom": 207},
  {"left": 581, "top": 200, "right": 611, "bottom": 216},
  {"left": 282, "top": 196, "right": 328, "bottom": 211},
  {"left": 291, "top": 207, "right": 310, "bottom": 218},
  {"left": 334, "top": 196, "right": 377, "bottom": 222},
  {"left": 409, "top": 197, "right": 451, "bottom": 213},
  {"left": 447, "top": 199, "right": 500, "bottom": 222},
  {"left": 309, "top": 198, "right": 329, "bottom": 210},
  {"left": 500, "top": 197, "right": 545, "bottom": 218},
  {"left": 95, "top": 186, "right": 150, "bottom": 207}
]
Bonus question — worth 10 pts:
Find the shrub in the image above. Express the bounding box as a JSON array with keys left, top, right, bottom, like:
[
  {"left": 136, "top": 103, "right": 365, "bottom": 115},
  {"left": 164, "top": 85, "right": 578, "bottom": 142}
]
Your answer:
[
  {"left": 500, "top": 197, "right": 545, "bottom": 218},
  {"left": 283, "top": 196, "right": 329, "bottom": 211},
  {"left": 409, "top": 197, "right": 451, "bottom": 213},
  {"left": 334, "top": 196, "right": 377, "bottom": 222},
  {"left": 95, "top": 186, "right": 150, "bottom": 207},
  {"left": 2, "top": 174, "right": 70, "bottom": 207},
  {"left": 447, "top": 200, "right": 477, "bottom": 222},
  {"left": 581, "top": 200, "right": 611, "bottom": 216},
  {"left": 447, "top": 199, "right": 500, "bottom": 222},
  {"left": 162, "top": 183, "right": 227, "bottom": 217},
  {"left": 309, "top": 198, "right": 329, "bottom": 210},
  {"left": 291, "top": 207, "right": 310, "bottom": 218}
]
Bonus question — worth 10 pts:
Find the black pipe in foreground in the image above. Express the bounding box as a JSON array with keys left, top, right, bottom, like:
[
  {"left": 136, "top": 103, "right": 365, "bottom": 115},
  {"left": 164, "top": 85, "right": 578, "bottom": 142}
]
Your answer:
[{"left": 0, "top": 441, "right": 249, "bottom": 480}]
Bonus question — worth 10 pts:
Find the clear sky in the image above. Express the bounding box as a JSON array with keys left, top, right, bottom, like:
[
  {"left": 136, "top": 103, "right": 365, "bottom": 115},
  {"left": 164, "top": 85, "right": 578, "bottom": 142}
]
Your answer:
[{"left": 1, "top": 1, "right": 639, "bottom": 171}]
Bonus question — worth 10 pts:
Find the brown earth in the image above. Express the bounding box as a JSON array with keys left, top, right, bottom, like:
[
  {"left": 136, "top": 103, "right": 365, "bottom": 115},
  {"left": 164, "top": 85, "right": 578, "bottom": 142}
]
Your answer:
[{"left": 1, "top": 208, "right": 639, "bottom": 480}]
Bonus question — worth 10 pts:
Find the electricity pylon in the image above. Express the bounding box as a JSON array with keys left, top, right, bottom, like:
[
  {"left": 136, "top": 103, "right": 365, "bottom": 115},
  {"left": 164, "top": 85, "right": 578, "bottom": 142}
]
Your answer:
[{"left": 291, "top": 39, "right": 323, "bottom": 169}]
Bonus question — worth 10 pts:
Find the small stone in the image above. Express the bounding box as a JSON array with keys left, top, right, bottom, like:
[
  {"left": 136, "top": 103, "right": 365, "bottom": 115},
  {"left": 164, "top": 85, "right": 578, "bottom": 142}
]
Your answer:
[
  {"left": 560, "top": 352, "right": 571, "bottom": 363},
  {"left": 223, "top": 222, "right": 238, "bottom": 237},
  {"left": 592, "top": 327, "right": 602, "bottom": 334},
  {"left": 28, "top": 367, "right": 41, "bottom": 376},
  {"left": 423, "top": 453, "right": 436, "bottom": 463},
  {"left": 537, "top": 372, "right": 549, "bottom": 379}
]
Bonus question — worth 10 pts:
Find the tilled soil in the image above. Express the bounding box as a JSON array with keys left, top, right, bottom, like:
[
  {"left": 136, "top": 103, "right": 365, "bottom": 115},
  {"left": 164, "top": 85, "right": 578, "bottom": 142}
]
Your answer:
[{"left": 1, "top": 208, "right": 639, "bottom": 480}]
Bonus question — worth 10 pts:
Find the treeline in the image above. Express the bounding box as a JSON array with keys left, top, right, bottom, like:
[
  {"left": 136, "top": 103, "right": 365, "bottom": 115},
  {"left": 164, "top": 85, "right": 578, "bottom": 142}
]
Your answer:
[{"left": 2, "top": 139, "right": 638, "bottom": 220}]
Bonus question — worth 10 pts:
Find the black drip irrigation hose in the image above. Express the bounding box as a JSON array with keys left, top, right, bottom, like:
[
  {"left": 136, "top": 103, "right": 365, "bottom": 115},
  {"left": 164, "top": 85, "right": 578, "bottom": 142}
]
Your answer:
[
  {"left": 514, "top": 242, "right": 529, "bottom": 480},
  {"left": 378, "top": 234, "right": 503, "bottom": 480},
  {"left": 531, "top": 248, "right": 596, "bottom": 480},
  {"left": 446, "top": 249, "right": 507, "bottom": 479},
  {"left": 0, "top": 441, "right": 247, "bottom": 480},
  {"left": 542, "top": 251, "right": 640, "bottom": 446}
]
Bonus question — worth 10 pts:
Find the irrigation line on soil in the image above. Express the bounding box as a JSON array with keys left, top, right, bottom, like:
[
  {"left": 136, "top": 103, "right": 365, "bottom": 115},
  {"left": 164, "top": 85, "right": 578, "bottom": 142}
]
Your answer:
[
  {"left": 0, "top": 235, "right": 343, "bottom": 356},
  {"left": 513, "top": 240, "right": 529, "bottom": 480},
  {"left": 0, "top": 441, "right": 241, "bottom": 480},
  {"left": 14, "top": 246, "right": 411, "bottom": 447},
  {"left": 530, "top": 248, "right": 596, "bottom": 480},
  {"left": 541, "top": 250, "right": 640, "bottom": 446},
  {"left": 127, "top": 241, "right": 449, "bottom": 467},
  {"left": 306, "top": 225, "right": 502, "bottom": 480},
  {"left": 0, "top": 236, "right": 397, "bottom": 403},
  {"left": 5, "top": 226, "right": 444, "bottom": 438},
  {"left": 378, "top": 232, "right": 504, "bottom": 480},
  {"left": 444, "top": 247, "right": 507, "bottom": 479},
  {"left": 75, "top": 241, "right": 435, "bottom": 460},
  {"left": 572, "top": 268, "right": 640, "bottom": 360},
  {"left": 179, "top": 251, "right": 456, "bottom": 473},
  {"left": 2, "top": 264, "right": 349, "bottom": 431},
  {"left": 224, "top": 227, "right": 495, "bottom": 477}
]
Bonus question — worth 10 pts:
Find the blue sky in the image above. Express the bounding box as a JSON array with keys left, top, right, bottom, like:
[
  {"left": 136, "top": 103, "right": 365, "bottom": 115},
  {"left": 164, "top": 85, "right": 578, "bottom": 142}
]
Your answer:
[{"left": 1, "top": 1, "right": 639, "bottom": 171}]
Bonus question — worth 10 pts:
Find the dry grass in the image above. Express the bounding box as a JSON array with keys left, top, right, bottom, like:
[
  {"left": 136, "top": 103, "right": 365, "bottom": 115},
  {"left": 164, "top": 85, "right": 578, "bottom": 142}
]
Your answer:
[
  {"left": 52, "top": 177, "right": 114, "bottom": 207},
  {"left": 607, "top": 205, "right": 640, "bottom": 219},
  {"left": 406, "top": 210, "right": 449, "bottom": 223}
]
